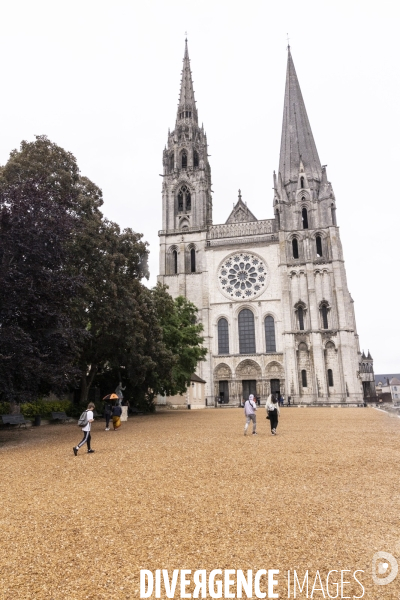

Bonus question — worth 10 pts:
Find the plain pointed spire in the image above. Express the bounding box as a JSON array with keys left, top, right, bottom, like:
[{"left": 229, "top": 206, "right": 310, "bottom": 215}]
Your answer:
[
  {"left": 176, "top": 39, "right": 198, "bottom": 124},
  {"left": 279, "top": 47, "right": 321, "bottom": 184}
]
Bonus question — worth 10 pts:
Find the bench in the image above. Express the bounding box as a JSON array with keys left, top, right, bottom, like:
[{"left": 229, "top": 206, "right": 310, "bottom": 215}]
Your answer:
[
  {"left": 51, "top": 411, "right": 72, "bottom": 423},
  {"left": 1, "top": 414, "right": 30, "bottom": 428}
]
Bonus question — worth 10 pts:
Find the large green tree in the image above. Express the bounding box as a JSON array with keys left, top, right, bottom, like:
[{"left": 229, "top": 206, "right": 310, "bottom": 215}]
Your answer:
[
  {"left": 0, "top": 136, "right": 207, "bottom": 410},
  {"left": 69, "top": 211, "right": 152, "bottom": 403},
  {"left": 149, "top": 283, "right": 207, "bottom": 397},
  {"left": 0, "top": 136, "right": 82, "bottom": 403}
]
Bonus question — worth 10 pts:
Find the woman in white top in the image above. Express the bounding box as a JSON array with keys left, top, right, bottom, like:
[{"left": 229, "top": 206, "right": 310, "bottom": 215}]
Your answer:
[{"left": 266, "top": 394, "right": 280, "bottom": 435}]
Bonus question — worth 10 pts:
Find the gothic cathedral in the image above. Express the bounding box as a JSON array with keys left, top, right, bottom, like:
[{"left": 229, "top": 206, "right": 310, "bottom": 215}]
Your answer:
[{"left": 158, "top": 41, "right": 375, "bottom": 406}]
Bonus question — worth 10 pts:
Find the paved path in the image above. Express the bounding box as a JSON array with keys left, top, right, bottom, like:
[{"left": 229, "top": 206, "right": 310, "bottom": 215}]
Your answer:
[{"left": 0, "top": 408, "right": 399, "bottom": 599}]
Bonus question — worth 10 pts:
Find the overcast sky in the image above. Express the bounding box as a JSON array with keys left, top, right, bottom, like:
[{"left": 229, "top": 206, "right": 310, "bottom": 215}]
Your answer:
[{"left": 1, "top": 0, "right": 398, "bottom": 373}]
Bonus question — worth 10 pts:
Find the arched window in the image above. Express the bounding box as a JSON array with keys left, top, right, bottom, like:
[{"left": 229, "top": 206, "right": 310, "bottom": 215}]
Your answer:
[
  {"left": 177, "top": 184, "right": 191, "bottom": 213},
  {"left": 173, "top": 250, "right": 178, "bottom": 274},
  {"left": 181, "top": 151, "right": 187, "bottom": 169},
  {"left": 169, "top": 153, "right": 174, "bottom": 172},
  {"left": 265, "top": 316, "right": 276, "bottom": 352},
  {"left": 193, "top": 150, "right": 199, "bottom": 168},
  {"left": 316, "top": 236, "right": 323, "bottom": 257},
  {"left": 300, "top": 176, "right": 304, "bottom": 188},
  {"left": 301, "top": 370, "right": 307, "bottom": 388},
  {"left": 327, "top": 369, "right": 334, "bottom": 387},
  {"left": 238, "top": 309, "right": 256, "bottom": 354},
  {"left": 190, "top": 248, "right": 196, "bottom": 273},
  {"left": 298, "top": 306, "right": 305, "bottom": 331},
  {"left": 178, "top": 189, "right": 184, "bottom": 211},
  {"left": 292, "top": 238, "right": 299, "bottom": 259},
  {"left": 218, "top": 318, "right": 229, "bottom": 354},
  {"left": 275, "top": 210, "right": 280, "bottom": 230},
  {"left": 321, "top": 304, "right": 329, "bottom": 329},
  {"left": 302, "top": 207, "right": 309, "bottom": 229}
]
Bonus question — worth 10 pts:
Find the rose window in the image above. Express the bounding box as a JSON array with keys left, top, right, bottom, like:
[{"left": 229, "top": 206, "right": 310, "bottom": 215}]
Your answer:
[{"left": 217, "top": 252, "right": 268, "bottom": 300}]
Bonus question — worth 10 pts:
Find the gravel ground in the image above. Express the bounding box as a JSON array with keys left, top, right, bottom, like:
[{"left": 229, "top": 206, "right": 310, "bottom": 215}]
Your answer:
[{"left": 0, "top": 407, "right": 399, "bottom": 599}]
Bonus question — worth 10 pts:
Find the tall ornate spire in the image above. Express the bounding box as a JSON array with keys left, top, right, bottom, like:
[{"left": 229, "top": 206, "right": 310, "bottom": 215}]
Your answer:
[
  {"left": 176, "top": 39, "right": 198, "bottom": 124},
  {"left": 279, "top": 47, "right": 321, "bottom": 185}
]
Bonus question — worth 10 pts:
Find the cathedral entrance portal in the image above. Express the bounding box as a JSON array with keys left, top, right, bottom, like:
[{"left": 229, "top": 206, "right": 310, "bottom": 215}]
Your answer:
[
  {"left": 219, "top": 381, "right": 229, "bottom": 403},
  {"left": 242, "top": 380, "right": 257, "bottom": 401},
  {"left": 270, "top": 379, "right": 280, "bottom": 399}
]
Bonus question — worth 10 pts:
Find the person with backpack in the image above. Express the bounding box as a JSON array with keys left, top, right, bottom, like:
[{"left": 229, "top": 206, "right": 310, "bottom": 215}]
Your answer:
[
  {"left": 266, "top": 394, "right": 280, "bottom": 435},
  {"left": 243, "top": 394, "right": 257, "bottom": 436},
  {"left": 73, "top": 402, "right": 95, "bottom": 455}
]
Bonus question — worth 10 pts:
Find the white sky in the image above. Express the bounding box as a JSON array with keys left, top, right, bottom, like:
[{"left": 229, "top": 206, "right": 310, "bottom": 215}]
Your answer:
[{"left": 1, "top": 0, "right": 398, "bottom": 373}]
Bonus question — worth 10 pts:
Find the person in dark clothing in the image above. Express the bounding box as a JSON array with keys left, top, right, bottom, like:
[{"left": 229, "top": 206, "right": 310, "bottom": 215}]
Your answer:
[
  {"left": 266, "top": 395, "right": 280, "bottom": 435},
  {"left": 104, "top": 402, "right": 112, "bottom": 431}
]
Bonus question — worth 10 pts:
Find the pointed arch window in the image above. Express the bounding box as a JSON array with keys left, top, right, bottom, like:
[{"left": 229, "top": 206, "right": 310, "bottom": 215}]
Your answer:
[
  {"left": 218, "top": 318, "right": 229, "bottom": 355},
  {"left": 292, "top": 238, "right": 299, "bottom": 259},
  {"left": 265, "top": 316, "right": 276, "bottom": 352},
  {"left": 300, "top": 176, "right": 304, "bottom": 188},
  {"left": 181, "top": 151, "right": 187, "bottom": 169},
  {"left": 316, "top": 236, "right": 323, "bottom": 257},
  {"left": 275, "top": 210, "right": 280, "bottom": 230},
  {"left": 302, "top": 207, "right": 309, "bottom": 229},
  {"left": 173, "top": 250, "right": 178, "bottom": 274},
  {"left": 190, "top": 248, "right": 196, "bottom": 273},
  {"left": 301, "top": 370, "right": 307, "bottom": 388},
  {"left": 177, "top": 185, "right": 191, "bottom": 213},
  {"left": 327, "top": 369, "right": 334, "bottom": 387},
  {"left": 169, "top": 153, "right": 174, "bottom": 172},
  {"left": 298, "top": 306, "right": 305, "bottom": 331},
  {"left": 321, "top": 304, "right": 329, "bottom": 329},
  {"left": 193, "top": 150, "right": 199, "bottom": 168},
  {"left": 238, "top": 309, "right": 256, "bottom": 354}
]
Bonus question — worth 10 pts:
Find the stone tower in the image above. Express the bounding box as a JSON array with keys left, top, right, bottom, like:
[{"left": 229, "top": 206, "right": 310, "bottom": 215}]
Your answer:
[
  {"left": 161, "top": 39, "right": 212, "bottom": 235},
  {"left": 158, "top": 40, "right": 213, "bottom": 383},
  {"left": 275, "top": 47, "right": 363, "bottom": 402}
]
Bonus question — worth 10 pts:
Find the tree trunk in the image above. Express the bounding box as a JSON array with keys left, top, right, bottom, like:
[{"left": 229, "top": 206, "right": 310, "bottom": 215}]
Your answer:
[{"left": 80, "top": 365, "right": 98, "bottom": 404}]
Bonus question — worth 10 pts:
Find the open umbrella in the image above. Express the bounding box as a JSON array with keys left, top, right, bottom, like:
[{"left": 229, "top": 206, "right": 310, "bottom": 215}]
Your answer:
[{"left": 102, "top": 393, "right": 119, "bottom": 401}]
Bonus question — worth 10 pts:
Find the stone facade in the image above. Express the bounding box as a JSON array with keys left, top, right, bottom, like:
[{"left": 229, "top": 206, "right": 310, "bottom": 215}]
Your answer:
[{"left": 158, "top": 41, "right": 372, "bottom": 406}]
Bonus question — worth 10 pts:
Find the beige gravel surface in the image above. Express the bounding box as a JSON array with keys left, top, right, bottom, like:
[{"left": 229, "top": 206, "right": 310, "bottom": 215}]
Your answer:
[{"left": 0, "top": 407, "right": 399, "bottom": 599}]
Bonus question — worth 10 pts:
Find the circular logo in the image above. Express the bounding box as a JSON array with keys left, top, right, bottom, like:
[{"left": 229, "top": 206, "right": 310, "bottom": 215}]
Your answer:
[
  {"left": 217, "top": 252, "right": 268, "bottom": 300},
  {"left": 372, "top": 551, "right": 398, "bottom": 586}
]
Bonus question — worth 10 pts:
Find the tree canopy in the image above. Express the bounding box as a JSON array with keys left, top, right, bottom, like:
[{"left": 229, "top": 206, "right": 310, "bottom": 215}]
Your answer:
[
  {"left": 0, "top": 137, "right": 81, "bottom": 402},
  {"left": 0, "top": 136, "right": 206, "bottom": 409}
]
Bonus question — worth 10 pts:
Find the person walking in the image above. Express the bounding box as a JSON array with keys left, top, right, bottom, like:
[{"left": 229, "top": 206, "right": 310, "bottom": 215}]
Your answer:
[
  {"left": 244, "top": 394, "right": 257, "bottom": 436},
  {"left": 104, "top": 401, "right": 112, "bottom": 431},
  {"left": 266, "top": 394, "right": 280, "bottom": 435},
  {"left": 73, "top": 402, "right": 95, "bottom": 455},
  {"left": 112, "top": 403, "right": 122, "bottom": 430}
]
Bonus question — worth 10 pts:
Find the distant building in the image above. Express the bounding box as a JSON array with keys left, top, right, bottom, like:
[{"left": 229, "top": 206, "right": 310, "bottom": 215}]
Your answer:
[
  {"left": 158, "top": 373, "right": 206, "bottom": 409},
  {"left": 359, "top": 351, "right": 376, "bottom": 400},
  {"left": 375, "top": 374, "right": 400, "bottom": 403}
]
